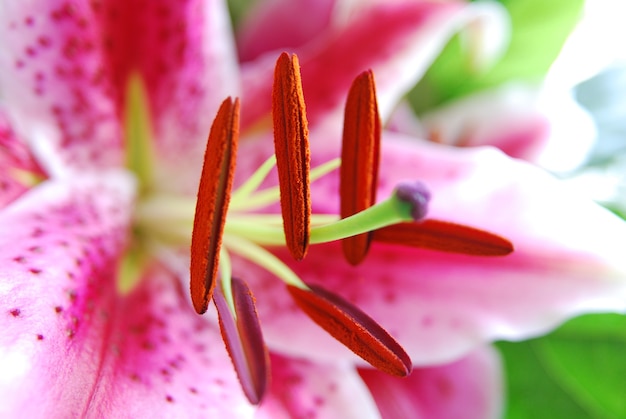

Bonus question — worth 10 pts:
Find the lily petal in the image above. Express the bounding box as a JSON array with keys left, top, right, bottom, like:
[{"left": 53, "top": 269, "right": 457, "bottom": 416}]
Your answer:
[
  {"left": 236, "top": 0, "right": 335, "bottom": 62},
  {"left": 235, "top": 132, "right": 626, "bottom": 366},
  {"left": 0, "top": 109, "right": 47, "bottom": 208},
  {"left": 0, "top": 174, "right": 252, "bottom": 417},
  {"left": 419, "top": 83, "right": 596, "bottom": 173},
  {"left": 359, "top": 345, "right": 503, "bottom": 419},
  {"left": 239, "top": 0, "right": 508, "bottom": 128},
  {"left": 0, "top": 0, "right": 239, "bottom": 190},
  {"left": 255, "top": 353, "right": 381, "bottom": 419}
]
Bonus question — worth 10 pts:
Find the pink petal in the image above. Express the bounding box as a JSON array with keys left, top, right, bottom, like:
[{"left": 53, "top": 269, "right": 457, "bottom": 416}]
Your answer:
[
  {"left": 239, "top": 0, "right": 507, "bottom": 128},
  {"left": 359, "top": 345, "right": 502, "bottom": 419},
  {"left": 234, "top": 132, "right": 626, "bottom": 366},
  {"left": 418, "top": 84, "right": 596, "bottom": 172},
  {"left": 236, "top": 0, "right": 336, "bottom": 62},
  {"left": 0, "top": 175, "right": 252, "bottom": 417},
  {"left": 0, "top": 1, "right": 124, "bottom": 169},
  {"left": 0, "top": 109, "right": 47, "bottom": 208},
  {"left": 0, "top": 0, "right": 238, "bottom": 188},
  {"left": 255, "top": 354, "right": 381, "bottom": 419}
]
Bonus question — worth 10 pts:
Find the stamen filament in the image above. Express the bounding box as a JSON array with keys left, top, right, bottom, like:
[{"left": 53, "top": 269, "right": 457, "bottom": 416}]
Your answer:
[
  {"left": 223, "top": 235, "right": 309, "bottom": 290},
  {"left": 230, "top": 155, "right": 277, "bottom": 208},
  {"left": 219, "top": 247, "right": 235, "bottom": 314},
  {"left": 235, "top": 158, "right": 340, "bottom": 212}
]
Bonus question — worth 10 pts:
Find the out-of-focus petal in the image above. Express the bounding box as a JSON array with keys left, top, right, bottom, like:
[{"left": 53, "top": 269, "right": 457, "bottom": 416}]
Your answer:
[
  {"left": 240, "top": 0, "right": 507, "bottom": 129},
  {"left": 235, "top": 132, "right": 626, "bottom": 366},
  {"left": 419, "top": 84, "right": 595, "bottom": 173},
  {"left": 102, "top": 0, "right": 240, "bottom": 193},
  {"left": 359, "top": 346, "right": 502, "bottom": 419},
  {"left": 0, "top": 109, "right": 47, "bottom": 208},
  {"left": 236, "top": 0, "right": 336, "bottom": 62},
  {"left": 0, "top": 174, "right": 253, "bottom": 417},
  {"left": 0, "top": 0, "right": 239, "bottom": 189},
  {"left": 255, "top": 354, "right": 381, "bottom": 419}
]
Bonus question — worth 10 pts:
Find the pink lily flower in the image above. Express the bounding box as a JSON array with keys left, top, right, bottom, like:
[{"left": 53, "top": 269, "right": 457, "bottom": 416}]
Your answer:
[{"left": 1, "top": 1, "right": 625, "bottom": 418}]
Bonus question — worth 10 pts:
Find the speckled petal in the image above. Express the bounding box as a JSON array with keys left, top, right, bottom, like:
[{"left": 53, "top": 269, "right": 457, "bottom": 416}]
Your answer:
[
  {"left": 0, "top": 174, "right": 252, "bottom": 417},
  {"left": 0, "top": 0, "right": 239, "bottom": 189},
  {"left": 235, "top": 132, "right": 626, "bottom": 366},
  {"left": 239, "top": 0, "right": 507, "bottom": 128},
  {"left": 359, "top": 346, "right": 502, "bottom": 419},
  {"left": 255, "top": 354, "right": 381, "bottom": 419},
  {"left": 0, "top": 109, "right": 47, "bottom": 208}
]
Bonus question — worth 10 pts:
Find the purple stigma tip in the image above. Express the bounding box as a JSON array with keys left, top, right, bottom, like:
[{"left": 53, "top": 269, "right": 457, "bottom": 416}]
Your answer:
[{"left": 395, "top": 181, "right": 431, "bottom": 220}]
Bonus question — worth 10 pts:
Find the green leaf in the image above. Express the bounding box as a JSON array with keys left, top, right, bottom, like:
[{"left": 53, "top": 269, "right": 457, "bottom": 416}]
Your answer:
[
  {"left": 497, "top": 313, "right": 626, "bottom": 419},
  {"left": 409, "top": 0, "right": 585, "bottom": 113}
]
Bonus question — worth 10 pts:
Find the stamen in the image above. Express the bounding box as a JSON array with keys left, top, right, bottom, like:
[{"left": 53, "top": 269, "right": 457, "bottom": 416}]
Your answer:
[
  {"left": 214, "top": 278, "right": 270, "bottom": 405},
  {"left": 190, "top": 97, "right": 240, "bottom": 314},
  {"left": 223, "top": 235, "right": 309, "bottom": 290},
  {"left": 272, "top": 52, "right": 311, "bottom": 261},
  {"left": 340, "top": 70, "right": 381, "bottom": 265},
  {"left": 287, "top": 283, "right": 412, "bottom": 377},
  {"left": 373, "top": 219, "right": 514, "bottom": 256}
]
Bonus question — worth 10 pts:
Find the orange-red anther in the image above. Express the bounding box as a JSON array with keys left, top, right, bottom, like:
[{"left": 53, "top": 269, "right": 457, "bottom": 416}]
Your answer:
[
  {"left": 373, "top": 220, "right": 514, "bottom": 256},
  {"left": 287, "top": 283, "right": 412, "bottom": 377},
  {"left": 272, "top": 52, "right": 311, "bottom": 261},
  {"left": 340, "top": 70, "right": 382, "bottom": 265},
  {"left": 190, "top": 97, "right": 240, "bottom": 314}
]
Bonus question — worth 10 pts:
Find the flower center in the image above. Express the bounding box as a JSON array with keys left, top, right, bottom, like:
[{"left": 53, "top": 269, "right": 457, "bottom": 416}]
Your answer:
[{"left": 122, "top": 54, "right": 515, "bottom": 405}]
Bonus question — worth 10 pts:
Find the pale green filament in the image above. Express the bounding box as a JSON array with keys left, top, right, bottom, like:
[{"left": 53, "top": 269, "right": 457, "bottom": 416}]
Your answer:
[
  {"left": 219, "top": 247, "right": 235, "bottom": 314},
  {"left": 223, "top": 235, "right": 309, "bottom": 290},
  {"left": 124, "top": 73, "right": 154, "bottom": 191},
  {"left": 230, "top": 155, "right": 277, "bottom": 209},
  {"left": 231, "top": 157, "right": 340, "bottom": 212}
]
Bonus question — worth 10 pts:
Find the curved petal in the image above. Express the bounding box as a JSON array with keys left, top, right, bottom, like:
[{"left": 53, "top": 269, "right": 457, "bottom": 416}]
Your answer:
[
  {"left": 419, "top": 84, "right": 595, "bottom": 173},
  {"left": 255, "top": 354, "right": 381, "bottom": 419},
  {"left": 239, "top": 0, "right": 507, "bottom": 129},
  {"left": 0, "top": 174, "right": 252, "bottom": 417},
  {"left": 0, "top": 0, "right": 239, "bottom": 188},
  {"left": 235, "top": 132, "right": 626, "bottom": 366},
  {"left": 359, "top": 345, "right": 502, "bottom": 419}
]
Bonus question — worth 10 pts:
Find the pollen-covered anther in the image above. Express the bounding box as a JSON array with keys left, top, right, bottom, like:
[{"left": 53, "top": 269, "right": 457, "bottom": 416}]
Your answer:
[
  {"left": 340, "top": 70, "right": 381, "bottom": 266},
  {"left": 287, "top": 283, "right": 412, "bottom": 377},
  {"left": 190, "top": 97, "right": 240, "bottom": 314},
  {"left": 394, "top": 181, "right": 431, "bottom": 221},
  {"left": 272, "top": 52, "right": 311, "bottom": 261},
  {"left": 373, "top": 220, "right": 514, "bottom": 256},
  {"left": 214, "top": 278, "right": 270, "bottom": 405}
]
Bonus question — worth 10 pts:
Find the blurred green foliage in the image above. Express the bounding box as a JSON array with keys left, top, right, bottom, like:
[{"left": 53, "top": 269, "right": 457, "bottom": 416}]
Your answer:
[
  {"left": 498, "top": 313, "right": 626, "bottom": 418},
  {"left": 408, "top": 0, "right": 585, "bottom": 113}
]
